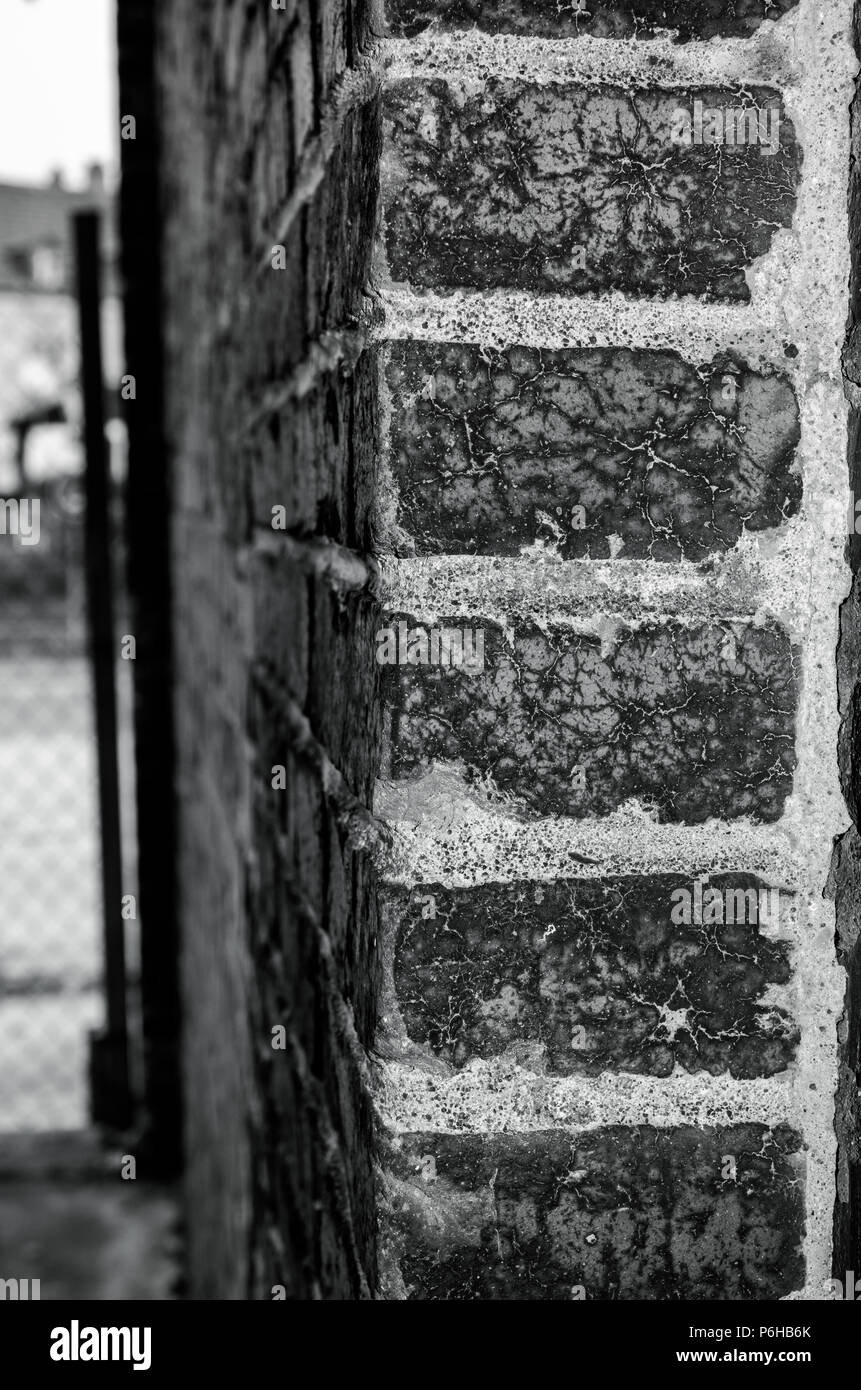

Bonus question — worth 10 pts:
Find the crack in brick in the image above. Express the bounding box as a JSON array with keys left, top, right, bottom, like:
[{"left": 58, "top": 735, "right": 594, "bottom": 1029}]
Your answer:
[
  {"left": 381, "top": 617, "right": 798, "bottom": 822},
  {"left": 384, "top": 876, "right": 797, "bottom": 1078},
  {"left": 383, "top": 81, "right": 800, "bottom": 299},
  {"left": 381, "top": 1126, "right": 804, "bottom": 1299},
  {"left": 384, "top": 0, "right": 801, "bottom": 42},
  {"left": 384, "top": 342, "right": 801, "bottom": 558}
]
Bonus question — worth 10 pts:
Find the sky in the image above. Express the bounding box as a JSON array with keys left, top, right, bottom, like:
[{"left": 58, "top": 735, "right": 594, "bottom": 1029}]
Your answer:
[{"left": 0, "top": 0, "right": 117, "bottom": 188}]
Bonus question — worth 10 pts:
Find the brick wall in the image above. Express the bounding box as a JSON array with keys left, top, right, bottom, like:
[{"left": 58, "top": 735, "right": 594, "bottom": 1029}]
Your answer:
[
  {"left": 375, "top": 1, "right": 861, "bottom": 1299},
  {"left": 145, "top": 0, "right": 861, "bottom": 1300},
  {"left": 150, "top": 0, "right": 382, "bottom": 1297}
]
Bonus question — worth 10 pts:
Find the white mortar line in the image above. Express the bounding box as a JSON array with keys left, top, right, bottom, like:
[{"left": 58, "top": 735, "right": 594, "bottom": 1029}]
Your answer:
[
  {"left": 373, "top": 286, "right": 790, "bottom": 371},
  {"left": 377, "top": 1059, "right": 796, "bottom": 1135},
  {"left": 384, "top": 20, "right": 804, "bottom": 89},
  {"left": 374, "top": 798, "right": 804, "bottom": 891},
  {"left": 378, "top": 533, "right": 811, "bottom": 635}
]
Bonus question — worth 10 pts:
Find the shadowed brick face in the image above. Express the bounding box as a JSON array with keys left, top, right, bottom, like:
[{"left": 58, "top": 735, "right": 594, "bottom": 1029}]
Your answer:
[
  {"left": 385, "top": 344, "right": 801, "bottom": 558},
  {"left": 383, "top": 82, "right": 800, "bottom": 299},
  {"left": 381, "top": 618, "right": 797, "bottom": 821},
  {"left": 384, "top": 1128, "right": 805, "bottom": 1300},
  {"left": 249, "top": 348, "right": 378, "bottom": 545},
  {"left": 154, "top": 0, "right": 382, "bottom": 1299},
  {"left": 384, "top": 877, "right": 798, "bottom": 1078},
  {"left": 386, "top": 0, "right": 801, "bottom": 40}
]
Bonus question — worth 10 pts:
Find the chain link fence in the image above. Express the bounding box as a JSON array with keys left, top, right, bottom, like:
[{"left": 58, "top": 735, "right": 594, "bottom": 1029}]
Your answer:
[{"left": 0, "top": 469, "right": 132, "bottom": 1132}]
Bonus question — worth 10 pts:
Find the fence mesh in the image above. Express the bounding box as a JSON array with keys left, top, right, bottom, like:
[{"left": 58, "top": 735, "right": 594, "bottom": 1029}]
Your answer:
[{"left": 0, "top": 482, "right": 111, "bottom": 1131}]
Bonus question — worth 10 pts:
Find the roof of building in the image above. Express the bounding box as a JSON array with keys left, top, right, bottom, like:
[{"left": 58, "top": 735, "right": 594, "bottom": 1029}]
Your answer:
[{"left": 0, "top": 169, "right": 117, "bottom": 294}]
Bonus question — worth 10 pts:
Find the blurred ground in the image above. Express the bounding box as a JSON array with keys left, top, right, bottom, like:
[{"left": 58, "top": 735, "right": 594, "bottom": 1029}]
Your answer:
[
  {"left": 0, "top": 656, "right": 101, "bottom": 1129},
  {"left": 0, "top": 652, "right": 137, "bottom": 1131},
  {"left": 0, "top": 1131, "right": 179, "bottom": 1299}
]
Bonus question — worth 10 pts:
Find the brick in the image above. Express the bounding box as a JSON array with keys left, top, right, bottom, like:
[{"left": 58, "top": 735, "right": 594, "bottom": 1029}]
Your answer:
[
  {"left": 381, "top": 617, "right": 797, "bottom": 822},
  {"left": 242, "top": 97, "right": 380, "bottom": 402},
  {"left": 247, "top": 220, "right": 309, "bottom": 383},
  {"left": 290, "top": 0, "right": 318, "bottom": 155},
  {"left": 249, "top": 66, "right": 296, "bottom": 234},
  {"left": 384, "top": 0, "right": 801, "bottom": 40},
  {"left": 316, "top": 0, "right": 350, "bottom": 102},
  {"left": 251, "top": 551, "right": 381, "bottom": 800},
  {"left": 384, "top": 81, "right": 800, "bottom": 299},
  {"left": 249, "top": 377, "right": 353, "bottom": 544},
  {"left": 306, "top": 98, "right": 382, "bottom": 339},
  {"left": 247, "top": 757, "right": 380, "bottom": 1296},
  {"left": 382, "top": 1127, "right": 804, "bottom": 1299},
  {"left": 250, "top": 775, "right": 326, "bottom": 1048},
  {"left": 249, "top": 347, "right": 378, "bottom": 550},
  {"left": 251, "top": 938, "right": 378, "bottom": 1296},
  {"left": 385, "top": 343, "right": 801, "bottom": 558},
  {"left": 384, "top": 875, "right": 797, "bottom": 1077}
]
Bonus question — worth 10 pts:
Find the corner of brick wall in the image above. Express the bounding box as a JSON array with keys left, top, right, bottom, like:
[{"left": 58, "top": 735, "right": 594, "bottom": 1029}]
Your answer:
[
  {"left": 373, "top": 0, "right": 861, "bottom": 1299},
  {"left": 155, "top": 0, "right": 861, "bottom": 1300},
  {"left": 833, "top": 0, "right": 861, "bottom": 1280},
  {"left": 157, "top": 0, "right": 384, "bottom": 1298}
]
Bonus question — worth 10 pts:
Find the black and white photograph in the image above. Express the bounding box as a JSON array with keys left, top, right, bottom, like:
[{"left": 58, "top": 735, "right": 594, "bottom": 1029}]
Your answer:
[{"left": 0, "top": 0, "right": 860, "bottom": 1362}]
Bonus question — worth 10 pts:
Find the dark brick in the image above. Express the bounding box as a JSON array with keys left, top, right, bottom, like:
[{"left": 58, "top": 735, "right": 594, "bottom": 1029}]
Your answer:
[
  {"left": 384, "top": 875, "right": 797, "bottom": 1077},
  {"left": 385, "top": 0, "right": 801, "bottom": 40},
  {"left": 249, "top": 346, "right": 378, "bottom": 551},
  {"left": 381, "top": 616, "right": 797, "bottom": 822},
  {"left": 246, "top": 220, "right": 309, "bottom": 384},
  {"left": 249, "top": 65, "right": 296, "bottom": 241},
  {"left": 384, "top": 1127, "right": 805, "bottom": 1299},
  {"left": 385, "top": 343, "right": 801, "bottom": 558},
  {"left": 241, "top": 97, "right": 380, "bottom": 404},
  {"left": 246, "top": 750, "right": 381, "bottom": 1297},
  {"left": 151, "top": 0, "right": 383, "bottom": 1298},
  {"left": 306, "top": 98, "right": 382, "bottom": 339},
  {"left": 251, "top": 551, "right": 382, "bottom": 801},
  {"left": 384, "top": 81, "right": 800, "bottom": 299}
]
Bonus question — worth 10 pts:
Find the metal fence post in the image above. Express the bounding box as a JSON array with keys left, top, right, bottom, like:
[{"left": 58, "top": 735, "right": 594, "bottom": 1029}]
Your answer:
[{"left": 73, "top": 210, "right": 132, "bottom": 1131}]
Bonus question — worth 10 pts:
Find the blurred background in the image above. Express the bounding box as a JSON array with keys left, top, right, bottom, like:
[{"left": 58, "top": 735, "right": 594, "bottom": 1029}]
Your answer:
[{"left": 0, "top": 0, "right": 176, "bottom": 1299}]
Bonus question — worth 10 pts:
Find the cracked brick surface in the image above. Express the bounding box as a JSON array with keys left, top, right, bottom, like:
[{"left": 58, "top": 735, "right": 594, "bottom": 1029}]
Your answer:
[
  {"left": 383, "top": 82, "right": 800, "bottom": 299},
  {"left": 382, "top": 1127, "right": 804, "bottom": 1299},
  {"left": 380, "top": 617, "right": 797, "bottom": 822},
  {"left": 383, "top": 876, "right": 797, "bottom": 1078},
  {"left": 385, "top": 0, "right": 801, "bottom": 41},
  {"left": 385, "top": 343, "right": 801, "bottom": 558}
]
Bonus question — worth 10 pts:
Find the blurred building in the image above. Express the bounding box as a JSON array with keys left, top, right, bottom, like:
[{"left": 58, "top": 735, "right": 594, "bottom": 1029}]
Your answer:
[
  {"left": 0, "top": 164, "right": 121, "bottom": 497},
  {"left": 0, "top": 165, "right": 128, "bottom": 1137}
]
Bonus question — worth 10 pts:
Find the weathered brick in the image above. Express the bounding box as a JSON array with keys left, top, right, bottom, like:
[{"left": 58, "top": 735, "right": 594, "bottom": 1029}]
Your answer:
[
  {"left": 384, "top": 81, "right": 800, "bottom": 299},
  {"left": 381, "top": 617, "right": 797, "bottom": 822},
  {"left": 241, "top": 97, "right": 380, "bottom": 404},
  {"left": 246, "top": 740, "right": 381, "bottom": 1296},
  {"left": 382, "top": 1127, "right": 805, "bottom": 1299},
  {"left": 249, "top": 764, "right": 326, "bottom": 1044},
  {"left": 251, "top": 551, "right": 381, "bottom": 800},
  {"left": 289, "top": 0, "right": 318, "bottom": 154},
  {"left": 385, "top": 343, "right": 801, "bottom": 558},
  {"left": 249, "top": 66, "right": 296, "bottom": 235},
  {"left": 385, "top": 0, "right": 801, "bottom": 41},
  {"left": 306, "top": 98, "right": 382, "bottom": 339},
  {"left": 247, "top": 220, "right": 309, "bottom": 384},
  {"left": 384, "top": 875, "right": 797, "bottom": 1077},
  {"left": 249, "top": 346, "right": 378, "bottom": 550}
]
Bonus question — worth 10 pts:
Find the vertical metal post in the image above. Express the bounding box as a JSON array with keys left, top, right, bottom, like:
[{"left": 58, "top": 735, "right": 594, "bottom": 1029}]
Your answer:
[
  {"left": 74, "top": 210, "right": 132, "bottom": 1131},
  {"left": 117, "top": 0, "right": 183, "bottom": 1177}
]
